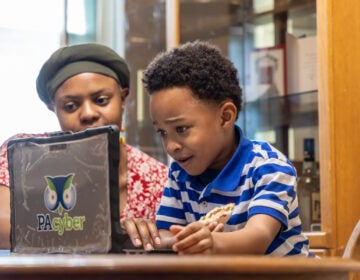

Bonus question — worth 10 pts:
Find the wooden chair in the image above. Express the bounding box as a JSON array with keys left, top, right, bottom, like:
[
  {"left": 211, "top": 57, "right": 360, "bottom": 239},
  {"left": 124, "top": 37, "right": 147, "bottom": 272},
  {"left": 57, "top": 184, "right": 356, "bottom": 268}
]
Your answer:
[{"left": 343, "top": 220, "right": 360, "bottom": 259}]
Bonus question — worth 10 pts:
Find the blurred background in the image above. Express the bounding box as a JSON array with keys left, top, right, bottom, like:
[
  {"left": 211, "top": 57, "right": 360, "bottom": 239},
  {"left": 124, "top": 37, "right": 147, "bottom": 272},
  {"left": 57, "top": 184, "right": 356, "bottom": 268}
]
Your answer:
[{"left": 0, "top": 0, "right": 317, "bottom": 167}]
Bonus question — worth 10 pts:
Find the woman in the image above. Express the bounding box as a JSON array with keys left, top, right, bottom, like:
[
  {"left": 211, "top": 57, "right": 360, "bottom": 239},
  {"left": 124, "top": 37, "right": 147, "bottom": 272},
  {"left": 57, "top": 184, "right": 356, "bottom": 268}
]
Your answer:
[{"left": 0, "top": 43, "right": 168, "bottom": 250}]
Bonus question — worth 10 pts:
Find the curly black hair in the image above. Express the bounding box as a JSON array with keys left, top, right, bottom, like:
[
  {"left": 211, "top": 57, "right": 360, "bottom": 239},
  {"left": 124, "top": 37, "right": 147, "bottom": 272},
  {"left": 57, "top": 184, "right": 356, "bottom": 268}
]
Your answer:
[{"left": 142, "top": 40, "right": 243, "bottom": 119}]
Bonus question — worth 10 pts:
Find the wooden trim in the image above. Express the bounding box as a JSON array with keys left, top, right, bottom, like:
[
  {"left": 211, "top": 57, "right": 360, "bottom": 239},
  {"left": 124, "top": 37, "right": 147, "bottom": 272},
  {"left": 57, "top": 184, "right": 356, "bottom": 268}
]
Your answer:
[
  {"left": 0, "top": 254, "right": 360, "bottom": 280},
  {"left": 317, "top": 0, "right": 336, "bottom": 249},
  {"left": 306, "top": 231, "right": 332, "bottom": 248},
  {"left": 317, "top": 0, "right": 360, "bottom": 255}
]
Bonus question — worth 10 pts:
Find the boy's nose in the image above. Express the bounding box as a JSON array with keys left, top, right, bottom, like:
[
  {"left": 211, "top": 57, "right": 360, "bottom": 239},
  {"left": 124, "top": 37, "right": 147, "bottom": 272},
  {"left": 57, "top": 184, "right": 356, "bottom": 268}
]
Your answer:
[{"left": 165, "top": 139, "right": 181, "bottom": 155}]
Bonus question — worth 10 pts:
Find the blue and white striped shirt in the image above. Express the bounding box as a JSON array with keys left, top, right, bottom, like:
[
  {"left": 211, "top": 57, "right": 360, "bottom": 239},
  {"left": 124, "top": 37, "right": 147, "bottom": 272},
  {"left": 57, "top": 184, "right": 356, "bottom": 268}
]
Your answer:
[{"left": 156, "top": 126, "right": 313, "bottom": 257}]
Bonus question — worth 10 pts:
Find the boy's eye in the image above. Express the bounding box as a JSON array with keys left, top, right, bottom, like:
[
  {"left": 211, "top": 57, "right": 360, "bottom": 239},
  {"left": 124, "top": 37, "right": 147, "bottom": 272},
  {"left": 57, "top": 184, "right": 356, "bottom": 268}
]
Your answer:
[
  {"left": 176, "top": 126, "right": 188, "bottom": 133},
  {"left": 156, "top": 129, "right": 167, "bottom": 137}
]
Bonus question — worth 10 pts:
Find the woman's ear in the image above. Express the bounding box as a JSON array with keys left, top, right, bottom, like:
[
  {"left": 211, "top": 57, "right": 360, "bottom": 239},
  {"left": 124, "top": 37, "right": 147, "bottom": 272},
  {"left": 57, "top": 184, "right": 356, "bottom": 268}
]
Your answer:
[
  {"left": 120, "top": 88, "right": 129, "bottom": 101},
  {"left": 47, "top": 103, "right": 55, "bottom": 112},
  {"left": 220, "top": 101, "right": 237, "bottom": 127}
]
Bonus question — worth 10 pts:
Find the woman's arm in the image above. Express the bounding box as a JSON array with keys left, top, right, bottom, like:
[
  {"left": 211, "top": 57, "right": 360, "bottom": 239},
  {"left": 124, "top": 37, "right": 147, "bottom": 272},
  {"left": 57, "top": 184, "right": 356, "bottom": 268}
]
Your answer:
[{"left": 0, "top": 185, "right": 10, "bottom": 249}]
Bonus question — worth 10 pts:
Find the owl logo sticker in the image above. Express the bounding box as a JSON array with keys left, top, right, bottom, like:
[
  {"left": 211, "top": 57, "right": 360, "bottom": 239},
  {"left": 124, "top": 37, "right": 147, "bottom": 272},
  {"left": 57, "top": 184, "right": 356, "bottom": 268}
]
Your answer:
[
  {"left": 44, "top": 173, "right": 76, "bottom": 215},
  {"left": 37, "top": 173, "right": 85, "bottom": 235}
]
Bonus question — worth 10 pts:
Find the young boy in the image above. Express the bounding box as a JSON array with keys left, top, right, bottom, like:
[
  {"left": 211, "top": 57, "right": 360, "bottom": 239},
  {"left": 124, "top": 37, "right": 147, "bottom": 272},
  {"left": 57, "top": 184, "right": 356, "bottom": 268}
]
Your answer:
[{"left": 143, "top": 41, "right": 313, "bottom": 257}]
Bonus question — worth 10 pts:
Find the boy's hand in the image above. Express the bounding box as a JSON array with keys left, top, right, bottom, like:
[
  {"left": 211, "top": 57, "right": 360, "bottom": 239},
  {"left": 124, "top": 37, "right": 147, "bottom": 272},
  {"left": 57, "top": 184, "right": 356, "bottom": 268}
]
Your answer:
[{"left": 170, "top": 221, "right": 223, "bottom": 255}]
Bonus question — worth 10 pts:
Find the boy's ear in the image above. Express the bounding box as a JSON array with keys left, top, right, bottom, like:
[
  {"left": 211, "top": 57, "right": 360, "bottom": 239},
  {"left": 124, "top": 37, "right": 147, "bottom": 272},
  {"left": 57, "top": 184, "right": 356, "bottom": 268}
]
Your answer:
[{"left": 220, "top": 101, "right": 237, "bottom": 127}]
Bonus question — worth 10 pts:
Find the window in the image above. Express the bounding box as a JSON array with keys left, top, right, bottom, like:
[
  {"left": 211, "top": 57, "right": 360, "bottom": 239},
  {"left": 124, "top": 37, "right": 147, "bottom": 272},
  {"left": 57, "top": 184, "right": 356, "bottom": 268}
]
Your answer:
[{"left": 0, "top": 0, "right": 65, "bottom": 143}]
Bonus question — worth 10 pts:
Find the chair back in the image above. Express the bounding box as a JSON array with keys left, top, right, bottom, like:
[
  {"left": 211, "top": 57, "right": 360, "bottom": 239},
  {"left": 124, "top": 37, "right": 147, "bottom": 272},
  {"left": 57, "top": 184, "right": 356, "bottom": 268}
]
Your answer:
[{"left": 343, "top": 220, "right": 360, "bottom": 259}]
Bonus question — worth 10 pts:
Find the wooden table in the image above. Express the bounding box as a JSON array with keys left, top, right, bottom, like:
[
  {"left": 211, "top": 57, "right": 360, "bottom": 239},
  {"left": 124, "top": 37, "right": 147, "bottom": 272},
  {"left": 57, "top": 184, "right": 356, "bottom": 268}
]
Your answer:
[{"left": 0, "top": 253, "right": 360, "bottom": 280}]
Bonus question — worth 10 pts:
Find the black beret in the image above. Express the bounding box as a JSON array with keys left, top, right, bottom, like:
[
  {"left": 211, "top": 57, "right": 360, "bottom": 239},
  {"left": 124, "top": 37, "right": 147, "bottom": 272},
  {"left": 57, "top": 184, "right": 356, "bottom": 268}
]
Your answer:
[{"left": 36, "top": 43, "right": 130, "bottom": 105}]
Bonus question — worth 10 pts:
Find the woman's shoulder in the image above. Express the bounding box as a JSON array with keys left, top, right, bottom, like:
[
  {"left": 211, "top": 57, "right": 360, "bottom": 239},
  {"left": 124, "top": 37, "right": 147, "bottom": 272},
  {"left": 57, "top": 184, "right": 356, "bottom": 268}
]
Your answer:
[
  {"left": 125, "top": 144, "right": 167, "bottom": 168},
  {"left": 1, "top": 132, "right": 51, "bottom": 144},
  {"left": 125, "top": 144, "right": 168, "bottom": 185},
  {"left": 125, "top": 145, "right": 168, "bottom": 197},
  {"left": 1, "top": 132, "right": 51, "bottom": 151}
]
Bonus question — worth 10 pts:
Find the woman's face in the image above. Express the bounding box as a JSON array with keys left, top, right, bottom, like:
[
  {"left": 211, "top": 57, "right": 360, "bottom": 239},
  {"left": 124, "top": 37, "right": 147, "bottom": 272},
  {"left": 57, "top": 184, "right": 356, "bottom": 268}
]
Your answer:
[{"left": 50, "top": 73, "right": 127, "bottom": 132}]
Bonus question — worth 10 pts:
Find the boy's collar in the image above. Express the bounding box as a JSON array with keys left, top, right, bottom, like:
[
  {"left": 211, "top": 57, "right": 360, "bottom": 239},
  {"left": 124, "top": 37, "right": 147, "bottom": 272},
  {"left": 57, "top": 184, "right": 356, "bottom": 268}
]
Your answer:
[{"left": 174, "top": 125, "right": 253, "bottom": 196}]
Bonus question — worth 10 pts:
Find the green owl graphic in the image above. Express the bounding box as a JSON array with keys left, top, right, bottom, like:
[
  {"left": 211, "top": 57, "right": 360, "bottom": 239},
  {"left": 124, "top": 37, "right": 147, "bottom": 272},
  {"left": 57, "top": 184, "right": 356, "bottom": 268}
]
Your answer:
[{"left": 44, "top": 174, "right": 76, "bottom": 215}]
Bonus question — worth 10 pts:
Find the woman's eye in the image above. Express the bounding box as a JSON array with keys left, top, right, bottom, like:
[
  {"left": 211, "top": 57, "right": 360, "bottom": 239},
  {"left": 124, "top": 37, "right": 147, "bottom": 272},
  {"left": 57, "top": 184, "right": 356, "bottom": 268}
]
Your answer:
[
  {"left": 63, "top": 102, "right": 77, "bottom": 112},
  {"left": 96, "top": 96, "right": 109, "bottom": 105}
]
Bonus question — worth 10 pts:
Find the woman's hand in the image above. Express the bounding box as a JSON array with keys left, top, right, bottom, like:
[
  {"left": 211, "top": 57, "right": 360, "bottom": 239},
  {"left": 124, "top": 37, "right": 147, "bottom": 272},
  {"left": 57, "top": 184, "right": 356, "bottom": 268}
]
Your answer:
[{"left": 121, "top": 217, "right": 161, "bottom": 250}]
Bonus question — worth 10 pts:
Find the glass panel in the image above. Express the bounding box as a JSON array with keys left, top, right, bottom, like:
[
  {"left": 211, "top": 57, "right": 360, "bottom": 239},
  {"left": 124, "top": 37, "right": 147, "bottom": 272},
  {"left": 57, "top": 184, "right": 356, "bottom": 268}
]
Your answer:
[
  {"left": 124, "top": 0, "right": 168, "bottom": 164},
  {"left": 240, "top": 0, "right": 319, "bottom": 231},
  {"left": 238, "top": 0, "right": 318, "bottom": 159}
]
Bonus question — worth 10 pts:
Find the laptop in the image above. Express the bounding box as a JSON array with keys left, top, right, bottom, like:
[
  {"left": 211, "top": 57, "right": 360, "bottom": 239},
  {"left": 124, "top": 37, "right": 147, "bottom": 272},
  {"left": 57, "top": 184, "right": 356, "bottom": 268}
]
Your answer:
[{"left": 7, "top": 125, "right": 123, "bottom": 254}]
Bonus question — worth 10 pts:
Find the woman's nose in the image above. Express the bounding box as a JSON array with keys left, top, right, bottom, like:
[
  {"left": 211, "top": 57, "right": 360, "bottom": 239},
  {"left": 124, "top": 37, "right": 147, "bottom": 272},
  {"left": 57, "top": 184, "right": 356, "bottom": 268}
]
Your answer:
[{"left": 79, "top": 102, "right": 100, "bottom": 124}]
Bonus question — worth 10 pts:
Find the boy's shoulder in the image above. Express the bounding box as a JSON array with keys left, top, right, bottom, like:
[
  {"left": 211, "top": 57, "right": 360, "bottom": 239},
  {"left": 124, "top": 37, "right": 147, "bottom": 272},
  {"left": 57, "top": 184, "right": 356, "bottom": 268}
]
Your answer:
[
  {"left": 247, "top": 139, "right": 288, "bottom": 161},
  {"left": 239, "top": 138, "right": 294, "bottom": 173}
]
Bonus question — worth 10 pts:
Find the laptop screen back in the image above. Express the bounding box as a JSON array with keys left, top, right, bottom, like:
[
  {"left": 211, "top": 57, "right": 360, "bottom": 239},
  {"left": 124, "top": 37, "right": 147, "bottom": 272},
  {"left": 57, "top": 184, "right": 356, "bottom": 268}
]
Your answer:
[{"left": 7, "top": 125, "right": 121, "bottom": 254}]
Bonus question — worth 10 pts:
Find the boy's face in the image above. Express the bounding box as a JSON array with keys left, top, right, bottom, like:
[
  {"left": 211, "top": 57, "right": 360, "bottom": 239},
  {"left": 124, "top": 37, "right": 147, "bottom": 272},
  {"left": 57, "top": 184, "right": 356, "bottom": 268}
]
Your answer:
[
  {"left": 150, "top": 87, "right": 236, "bottom": 176},
  {"left": 50, "top": 73, "right": 127, "bottom": 133}
]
